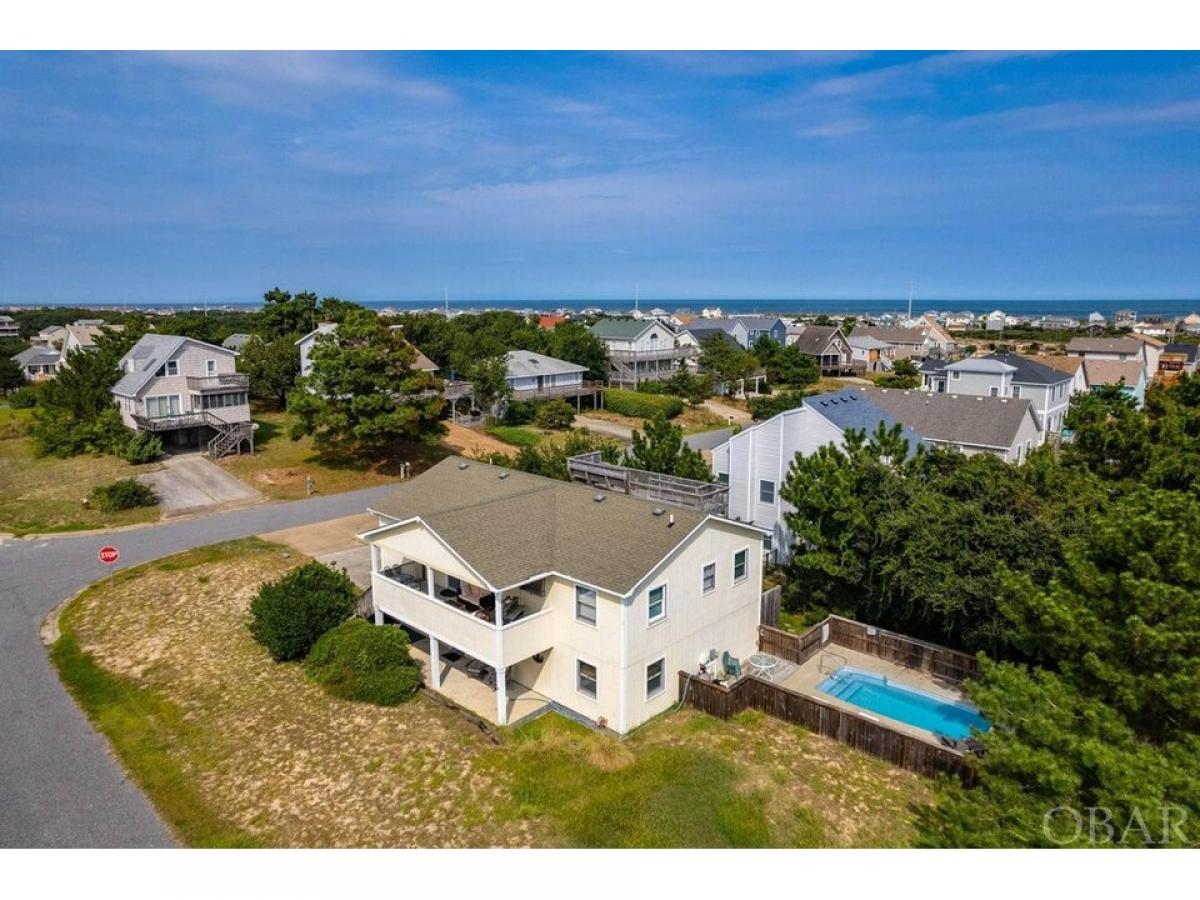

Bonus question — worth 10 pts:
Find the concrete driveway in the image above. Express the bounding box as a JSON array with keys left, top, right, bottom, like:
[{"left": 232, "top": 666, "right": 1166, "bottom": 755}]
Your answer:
[
  {"left": 138, "top": 453, "right": 263, "bottom": 517},
  {"left": 260, "top": 512, "right": 375, "bottom": 590},
  {"left": 0, "top": 483, "right": 400, "bottom": 847}
]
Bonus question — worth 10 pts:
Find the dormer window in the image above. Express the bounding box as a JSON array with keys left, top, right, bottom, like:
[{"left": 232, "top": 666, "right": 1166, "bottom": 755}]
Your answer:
[{"left": 154, "top": 360, "right": 179, "bottom": 377}]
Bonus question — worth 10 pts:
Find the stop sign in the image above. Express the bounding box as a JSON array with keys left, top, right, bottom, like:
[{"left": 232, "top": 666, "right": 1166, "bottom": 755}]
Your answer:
[{"left": 98, "top": 546, "right": 120, "bottom": 566}]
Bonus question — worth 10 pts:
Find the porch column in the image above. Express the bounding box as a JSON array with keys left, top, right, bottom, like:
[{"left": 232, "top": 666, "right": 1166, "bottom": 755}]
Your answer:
[
  {"left": 429, "top": 636, "right": 441, "bottom": 689},
  {"left": 370, "top": 543, "right": 381, "bottom": 574},
  {"left": 425, "top": 566, "right": 434, "bottom": 598},
  {"left": 373, "top": 608, "right": 383, "bottom": 626},
  {"left": 495, "top": 666, "right": 508, "bottom": 726}
]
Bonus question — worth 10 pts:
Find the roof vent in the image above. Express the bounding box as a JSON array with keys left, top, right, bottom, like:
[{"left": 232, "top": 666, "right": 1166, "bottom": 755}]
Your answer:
[
  {"left": 593, "top": 493, "right": 606, "bottom": 503},
  {"left": 668, "top": 514, "right": 675, "bottom": 527},
  {"left": 457, "top": 461, "right": 469, "bottom": 470},
  {"left": 498, "top": 472, "right": 510, "bottom": 479},
  {"left": 652, "top": 507, "right": 665, "bottom": 516}
]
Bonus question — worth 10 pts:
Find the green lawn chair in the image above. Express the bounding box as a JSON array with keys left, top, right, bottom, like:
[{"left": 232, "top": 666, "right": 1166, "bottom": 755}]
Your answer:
[{"left": 722, "top": 651, "right": 742, "bottom": 679}]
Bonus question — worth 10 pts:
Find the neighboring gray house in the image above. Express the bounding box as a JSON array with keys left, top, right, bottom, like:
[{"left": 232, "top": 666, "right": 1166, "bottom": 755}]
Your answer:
[
  {"left": 785, "top": 325, "right": 857, "bottom": 374},
  {"left": 867, "top": 388, "right": 1041, "bottom": 463},
  {"left": 920, "top": 352, "right": 1075, "bottom": 440},
  {"left": 0, "top": 315, "right": 18, "bottom": 339},
  {"left": 503, "top": 350, "right": 593, "bottom": 402},
  {"left": 112, "top": 334, "right": 253, "bottom": 457},
  {"left": 849, "top": 324, "right": 930, "bottom": 359},
  {"left": 590, "top": 318, "right": 688, "bottom": 386},
  {"left": 734, "top": 316, "right": 789, "bottom": 346},
  {"left": 12, "top": 346, "right": 62, "bottom": 381},
  {"left": 711, "top": 389, "right": 922, "bottom": 563}
]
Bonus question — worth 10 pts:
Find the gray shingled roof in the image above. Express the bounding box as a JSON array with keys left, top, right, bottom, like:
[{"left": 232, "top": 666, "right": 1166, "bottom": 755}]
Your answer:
[
  {"left": 505, "top": 349, "right": 586, "bottom": 379},
  {"left": 1066, "top": 337, "right": 1143, "bottom": 355},
  {"left": 589, "top": 319, "right": 662, "bottom": 340},
  {"left": 1165, "top": 343, "right": 1199, "bottom": 363},
  {"left": 803, "top": 389, "right": 924, "bottom": 457},
  {"left": 788, "top": 324, "right": 846, "bottom": 357},
  {"left": 12, "top": 346, "right": 61, "bottom": 366},
  {"left": 222, "top": 333, "right": 254, "bottom": 350},
  {"left": 983, "top": 352, "right": 1074, "bottom": 385},
  {"left": 866, "top": 389, "right": 1035, "bottom": 451},
  {"left": 367, "top": 457, "right": 757, "bottom": 593},
  {"left": 850, "top": 324, "right": 927, "bottom": 345}
]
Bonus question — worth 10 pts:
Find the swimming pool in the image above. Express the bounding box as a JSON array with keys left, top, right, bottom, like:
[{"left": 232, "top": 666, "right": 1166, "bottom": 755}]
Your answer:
[{"left": 817, "top": 667, "right": 989, "bottom": 741}]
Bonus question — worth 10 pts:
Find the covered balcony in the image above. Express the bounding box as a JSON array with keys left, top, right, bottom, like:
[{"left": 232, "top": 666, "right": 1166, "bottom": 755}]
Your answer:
[
  {"left": 370, "top": 545, "right": 554, "bottom": 723},
  {"left": 185, "top": 372, "right": 250, "bottom": 392}
]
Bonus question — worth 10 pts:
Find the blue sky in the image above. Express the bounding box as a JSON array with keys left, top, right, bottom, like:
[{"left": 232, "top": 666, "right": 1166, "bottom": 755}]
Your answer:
[{"left": 0, "top": 51, "right": 1197, "bottom": 303}]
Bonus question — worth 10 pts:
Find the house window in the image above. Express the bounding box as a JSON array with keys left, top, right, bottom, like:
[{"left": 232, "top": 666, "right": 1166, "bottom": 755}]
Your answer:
[
  {"left": 648, "top": 585, "right": 666, "bottom": 623},
  {"left": 1012, "top": 385, "right": 1022, "bottom": 399},
  {"left": 763, "top": 533, "right": 773, "bottom": 555},
  {"left": 701, "top": 562, "right": 716, "bottom": 593},
  {"left": 989, "top": 386, "right": 999, "bottom": 397},
  {"left": 144, "top": 395, "right": 180, "bottom": 418},
  {"left": 733, "top": 548, "right": 748, "bottom": 583},
  {"left": 205, "top": 359, "right": 217, "bottom": 375},
  {"left": 951, "top": 370, "right": 961, "bottom": 380},
  {"left": 646, "top": 658, "right": 665, "bottom": 699},
  {"left": 201, "top": 391, "right": 247, "bottom": 410},
  {"left": 577, "top": 660, "right": 598, "bottom": 698},
  {"left": 717, "top": 472, "right": 729, "bottom": 485},
  {"left": 154, "top": 360, "right": 178, "bottom": 377},
  {"left": 759, "top": 480, "right": 775, "bottom": 504},
  {"left": 575, "top": 585, "right": 597, "bottom": 625}
]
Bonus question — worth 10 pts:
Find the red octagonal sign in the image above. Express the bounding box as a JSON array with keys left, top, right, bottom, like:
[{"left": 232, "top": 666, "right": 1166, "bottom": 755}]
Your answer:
[{"left": 98, "top": 545, "right": 120, "bottom": 566}]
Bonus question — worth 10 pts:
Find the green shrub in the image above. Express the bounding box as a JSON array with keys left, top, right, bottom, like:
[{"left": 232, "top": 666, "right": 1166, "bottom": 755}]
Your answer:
[
  {"left": 534, "top": 398, "right": 576, "bottom": 430},
  {"left": 602, "top": 388, "right": 683, "bottom": 419},
  {"left": 10, "top": 384, "right": 41, "bottom": 409},
  {"left": 305, "top": 619, "right": 421, "bottom": 706},
  {"left": 249, "top": 561, "right": 359, "bottom": 662},
  {"left": 747, "top": 390, "right": 810, "bottom": 421},
  {"left": 89, "top": 478, "right": 157, "bottom": 512},
  {"left": 502, "top": 399, "right": 536, "bottom": 425},
  {"left": 122, "top": 430, "right": 164, "bottom": 464}
]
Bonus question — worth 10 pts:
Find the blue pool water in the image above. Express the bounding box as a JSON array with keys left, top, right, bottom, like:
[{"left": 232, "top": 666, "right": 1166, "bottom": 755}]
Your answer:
[{"left": 817, "top": 667, "right": 989, "bottom": 741}]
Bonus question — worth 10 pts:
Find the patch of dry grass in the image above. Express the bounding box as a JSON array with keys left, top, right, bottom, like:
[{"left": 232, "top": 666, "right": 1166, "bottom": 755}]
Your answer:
[
  {"left": 220, "top": 409, "right": 448, "bottom": 501},
  {"left": 59, "top": 540, "right": 933, "bottom": 848},
  {"left": 0, "top": 432, "right": 161, "bottom": 535}
]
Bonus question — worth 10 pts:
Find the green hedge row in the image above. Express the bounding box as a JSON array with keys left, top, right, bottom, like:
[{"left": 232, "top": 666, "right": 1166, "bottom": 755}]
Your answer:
[{"left": 602, "top": 388, "right": 684, "bottom": 419}]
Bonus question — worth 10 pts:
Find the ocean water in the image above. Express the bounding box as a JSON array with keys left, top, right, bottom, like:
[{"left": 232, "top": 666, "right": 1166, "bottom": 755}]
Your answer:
[{"left": 13, "top": 296, "right": 1200, "bottom": 318}]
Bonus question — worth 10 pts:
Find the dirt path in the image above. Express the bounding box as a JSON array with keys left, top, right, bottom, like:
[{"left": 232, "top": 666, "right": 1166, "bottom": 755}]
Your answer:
[
  {"left": 440, "top": 422, "right": 517, "bottom": 459},
  {"left": 702, "top": 398, "right": 752, "bottom": 425},
  {"left": 572, "top": 415, "right": 634, "bottom": 442}
]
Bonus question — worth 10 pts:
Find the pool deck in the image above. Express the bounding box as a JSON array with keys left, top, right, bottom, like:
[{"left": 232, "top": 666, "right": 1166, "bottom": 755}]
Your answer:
[{"left": 778, "top": 645, "right": 973, "bottom": 748}]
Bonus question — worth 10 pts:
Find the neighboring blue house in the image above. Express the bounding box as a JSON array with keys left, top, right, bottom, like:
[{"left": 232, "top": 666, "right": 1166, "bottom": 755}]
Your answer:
[
  {"left": 1083, "top": 359, "right": 1148, "bottom": 408},
  {"left": 737, "top": 316, "right": 790, "bottom": 346}
]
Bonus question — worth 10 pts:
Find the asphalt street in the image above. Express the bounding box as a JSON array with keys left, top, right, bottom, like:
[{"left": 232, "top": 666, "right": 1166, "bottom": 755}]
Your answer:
[{"left": 0, "top": 483, "right": 397, "bottom": 848}]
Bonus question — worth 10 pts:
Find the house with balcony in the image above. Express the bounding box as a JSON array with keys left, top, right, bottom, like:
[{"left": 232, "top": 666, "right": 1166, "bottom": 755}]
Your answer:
[
  {"left": 12, "top": 346, "right": 62, "bottom": 381},
  {"left": 919, "top": 352, "right": 1076, "bottom": 441},
  {"left": 0, "top": 315, "right": 19, "bottom": 339},
  {"left": 111, "top": 333, "right": 253, "bottom": 457},
  {"left": 360, "top": 457, "right": 765, "bottom": 731},
  {"left": 785, "top": 324, "right": 857, "bottom": 375},
  {"left": 590, "top": 318, "right": 690, "bottom": 387}
]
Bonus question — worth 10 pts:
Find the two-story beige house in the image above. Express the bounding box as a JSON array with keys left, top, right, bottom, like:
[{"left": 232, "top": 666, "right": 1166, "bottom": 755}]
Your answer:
[
  {"left": 360, "top": 457, "right": 766, "bottom": 732},
  {"left": 112, "top": 334, "right": 253, "bottom": 457}
]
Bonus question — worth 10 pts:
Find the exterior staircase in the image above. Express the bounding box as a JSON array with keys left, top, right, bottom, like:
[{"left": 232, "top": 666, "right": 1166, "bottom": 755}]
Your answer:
[{"left": 206, "top": 418, "right": 255, "bottom": 460}]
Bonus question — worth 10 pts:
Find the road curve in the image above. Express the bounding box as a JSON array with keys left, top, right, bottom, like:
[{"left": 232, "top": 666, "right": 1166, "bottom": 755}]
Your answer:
[{"left": 0, "top": 483, "right": 398, "bottom": 848}]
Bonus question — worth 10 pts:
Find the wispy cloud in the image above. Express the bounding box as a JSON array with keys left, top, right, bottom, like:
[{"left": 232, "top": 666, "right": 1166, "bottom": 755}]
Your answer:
[
  {"left": 957, "top": 98, "right": 1200, "bottom": 132},
  {"left": 806, "top": 51, "right": 1042, "bottom": 99},
  {"left": 148, "top": 51, "right": 454, "bottom": 108}
]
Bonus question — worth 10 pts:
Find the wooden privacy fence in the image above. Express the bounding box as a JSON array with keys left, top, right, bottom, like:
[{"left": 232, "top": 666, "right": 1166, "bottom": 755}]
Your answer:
[
  {"left": 758, "top": 615, "right": 981, "bottom": 685},
  {"left": 678, "top": 613, "right": 983, "bottom": 782},
  {"left": 759, "top": 586, "right": 781, "bottom": 628},
  {"left": 677, "top": 670, "right": 974, "bottom": 782}
]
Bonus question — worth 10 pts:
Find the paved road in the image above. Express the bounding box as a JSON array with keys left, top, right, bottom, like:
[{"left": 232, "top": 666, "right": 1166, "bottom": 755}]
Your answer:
[
  {"left": 572, "top": 414, "right": 634, "bottom": 442},
  {"left": 0, "top": 483, "right": 398, "bottom": 848}
]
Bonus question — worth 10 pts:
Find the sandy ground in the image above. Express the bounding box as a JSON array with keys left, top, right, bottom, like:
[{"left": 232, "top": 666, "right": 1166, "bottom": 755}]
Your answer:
[
  {"left": 702, "top": 397, "right": 753, "bottom": 425},
  {"left": 440, "top": 422, "right": 517, "bottom": 459}
]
